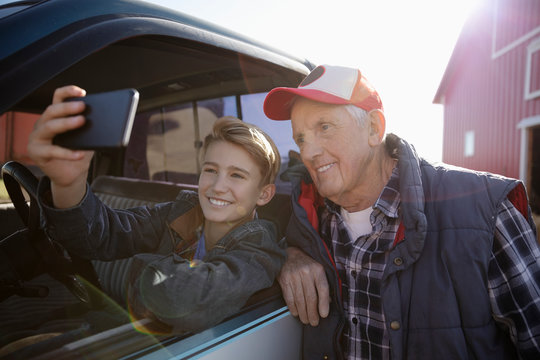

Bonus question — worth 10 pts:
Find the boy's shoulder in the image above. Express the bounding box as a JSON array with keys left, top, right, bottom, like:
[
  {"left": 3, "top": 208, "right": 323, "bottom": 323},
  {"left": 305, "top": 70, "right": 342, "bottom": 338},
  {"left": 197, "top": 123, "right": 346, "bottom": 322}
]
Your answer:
[
  {"left": 220, "top": 219, "right": 279, "bottom": 248},
  {"left": 174, "top": 189, "right": 199, "bottom": 203},
  {"left": 237, "top": 218, "right": 276, "bottom": 236}
]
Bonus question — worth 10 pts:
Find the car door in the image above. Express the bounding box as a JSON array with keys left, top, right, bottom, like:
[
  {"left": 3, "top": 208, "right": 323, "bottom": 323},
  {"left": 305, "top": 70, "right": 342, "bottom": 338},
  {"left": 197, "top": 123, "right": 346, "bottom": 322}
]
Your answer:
[{"left": 0, "top": 0, "right": 313, "bottom": 358}]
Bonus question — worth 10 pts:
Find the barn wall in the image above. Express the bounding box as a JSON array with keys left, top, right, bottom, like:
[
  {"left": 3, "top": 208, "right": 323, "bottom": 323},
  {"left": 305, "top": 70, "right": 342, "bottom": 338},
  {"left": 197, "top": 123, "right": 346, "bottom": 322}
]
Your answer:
[{"left": 442, "top": 0, "right": 540, "bottom": 179}]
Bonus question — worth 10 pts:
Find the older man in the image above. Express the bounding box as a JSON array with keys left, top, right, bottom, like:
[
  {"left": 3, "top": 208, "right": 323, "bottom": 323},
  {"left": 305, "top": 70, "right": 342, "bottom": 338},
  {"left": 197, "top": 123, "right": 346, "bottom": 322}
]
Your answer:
[{"left": 263, "top": 65, "right": 540, "bottom": 359}]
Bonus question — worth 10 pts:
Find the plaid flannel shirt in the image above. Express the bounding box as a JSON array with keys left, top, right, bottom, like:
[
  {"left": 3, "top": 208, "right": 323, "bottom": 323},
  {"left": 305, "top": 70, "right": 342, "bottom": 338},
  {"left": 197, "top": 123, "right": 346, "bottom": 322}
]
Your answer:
[{"left": 321, "top": 168, "right": 540, "bottom": 359}]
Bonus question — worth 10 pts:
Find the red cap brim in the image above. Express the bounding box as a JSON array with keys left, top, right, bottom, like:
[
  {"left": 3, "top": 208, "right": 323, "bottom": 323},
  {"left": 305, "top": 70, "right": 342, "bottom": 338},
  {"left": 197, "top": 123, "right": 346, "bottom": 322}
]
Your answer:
[{"left": 263, "top": 87, "right": 351, "bottom": 120}]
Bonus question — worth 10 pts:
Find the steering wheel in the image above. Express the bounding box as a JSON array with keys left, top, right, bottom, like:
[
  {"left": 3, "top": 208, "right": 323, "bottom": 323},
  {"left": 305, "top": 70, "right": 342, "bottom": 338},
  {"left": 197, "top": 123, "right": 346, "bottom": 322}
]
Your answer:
[{"left": 1, "top": 161, "right": 101, "bottom": 304}]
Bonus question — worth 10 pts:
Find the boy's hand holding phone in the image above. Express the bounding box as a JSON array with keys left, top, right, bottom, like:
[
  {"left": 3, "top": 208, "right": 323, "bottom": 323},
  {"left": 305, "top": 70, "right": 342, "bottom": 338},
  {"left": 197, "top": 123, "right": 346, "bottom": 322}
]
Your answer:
[
  {"left": 52, "top": 88, "right": 138, "bottom": 150},
  {"left": 27, "top": 86, "right": 138, "bottom": 209}
]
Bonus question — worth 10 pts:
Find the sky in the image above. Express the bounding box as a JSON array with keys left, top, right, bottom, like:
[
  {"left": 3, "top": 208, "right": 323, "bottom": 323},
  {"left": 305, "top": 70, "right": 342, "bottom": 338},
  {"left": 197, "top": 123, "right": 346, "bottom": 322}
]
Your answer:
[{"left": 147, "top": 0, "right": 482, "bottom": 161}]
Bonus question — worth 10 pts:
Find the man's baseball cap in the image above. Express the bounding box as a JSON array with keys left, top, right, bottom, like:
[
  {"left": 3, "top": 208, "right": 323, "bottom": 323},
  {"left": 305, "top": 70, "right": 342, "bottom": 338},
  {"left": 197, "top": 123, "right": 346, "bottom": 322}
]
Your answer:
[{"left": 263, "top": 64, "right": 383, "bottom": 120}]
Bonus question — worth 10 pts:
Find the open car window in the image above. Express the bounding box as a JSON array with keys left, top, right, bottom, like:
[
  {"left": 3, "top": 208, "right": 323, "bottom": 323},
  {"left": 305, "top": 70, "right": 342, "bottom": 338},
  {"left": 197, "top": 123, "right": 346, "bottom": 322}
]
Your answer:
[{"left": 124, "top": 92, "right": 298, "bottom": 191}]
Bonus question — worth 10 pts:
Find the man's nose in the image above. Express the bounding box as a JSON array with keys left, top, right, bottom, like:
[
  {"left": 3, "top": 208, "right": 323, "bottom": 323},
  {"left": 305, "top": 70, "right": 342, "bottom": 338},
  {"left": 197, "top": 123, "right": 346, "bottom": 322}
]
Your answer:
[{"left": 301, "top": 139, "right": 323, "bottom": 161}]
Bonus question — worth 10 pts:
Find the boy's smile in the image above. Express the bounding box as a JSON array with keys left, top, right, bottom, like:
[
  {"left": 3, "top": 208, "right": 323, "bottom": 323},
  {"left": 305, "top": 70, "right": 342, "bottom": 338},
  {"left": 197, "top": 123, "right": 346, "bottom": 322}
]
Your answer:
[{"left": 208, "top": 197, "right": 231, "bottom": 207}]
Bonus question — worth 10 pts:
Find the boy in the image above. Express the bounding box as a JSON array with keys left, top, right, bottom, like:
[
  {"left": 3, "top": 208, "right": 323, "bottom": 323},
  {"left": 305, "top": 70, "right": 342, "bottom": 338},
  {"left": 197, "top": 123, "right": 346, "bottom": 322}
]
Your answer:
[{"left": 28, "top": 86, "right": 286, "bottom": 332}]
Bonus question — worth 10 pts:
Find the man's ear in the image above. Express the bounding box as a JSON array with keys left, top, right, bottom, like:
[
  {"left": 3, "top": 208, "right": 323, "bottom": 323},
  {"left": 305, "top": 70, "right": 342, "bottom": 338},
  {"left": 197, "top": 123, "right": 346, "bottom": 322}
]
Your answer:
[
  {"left": 367, "top": 109, "right": 386, "bottom": 146},
  {"left": 256, "top": 183, "right": 276, "bottom": 206}
]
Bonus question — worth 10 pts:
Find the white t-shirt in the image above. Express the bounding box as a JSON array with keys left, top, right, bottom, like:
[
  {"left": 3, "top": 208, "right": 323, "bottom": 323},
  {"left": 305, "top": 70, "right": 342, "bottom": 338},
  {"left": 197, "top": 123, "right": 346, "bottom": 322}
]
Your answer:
[{"left": 340, "top": 206, "right": 373, "bottom": 240}]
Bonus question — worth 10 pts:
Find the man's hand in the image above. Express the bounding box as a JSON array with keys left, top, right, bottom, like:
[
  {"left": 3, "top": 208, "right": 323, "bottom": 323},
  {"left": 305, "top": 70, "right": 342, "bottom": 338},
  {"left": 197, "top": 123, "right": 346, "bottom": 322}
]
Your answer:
[
  {"left": 278, "top": 246, "right": 330, "bottom": 326},
  {"left": 27, "top": 85, "right": 94, "bottom": 208}
]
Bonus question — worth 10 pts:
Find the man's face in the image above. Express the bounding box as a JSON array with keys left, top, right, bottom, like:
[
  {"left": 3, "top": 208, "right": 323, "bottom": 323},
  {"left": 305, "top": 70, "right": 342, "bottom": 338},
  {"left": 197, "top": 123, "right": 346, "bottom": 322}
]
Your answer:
[{"left": 291, "top": 98, "right": 375, "bottom": 206}]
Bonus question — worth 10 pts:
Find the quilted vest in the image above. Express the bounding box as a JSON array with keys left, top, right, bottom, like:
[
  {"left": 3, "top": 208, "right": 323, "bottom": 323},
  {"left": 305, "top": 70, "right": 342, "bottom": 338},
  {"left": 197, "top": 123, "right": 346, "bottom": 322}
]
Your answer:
[{"left": 381, "top": 159, "right": 521, "bottom": 359}]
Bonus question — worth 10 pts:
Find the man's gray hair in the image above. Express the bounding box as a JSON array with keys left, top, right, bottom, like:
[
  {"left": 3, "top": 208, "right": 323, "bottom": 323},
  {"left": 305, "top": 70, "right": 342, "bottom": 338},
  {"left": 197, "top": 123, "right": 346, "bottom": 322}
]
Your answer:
[
  {"left": 344, "top": 105, "right": 369, "bottom": 128},
  {"left": 288, "top": 97, "right": 369, "bottom": 127}
]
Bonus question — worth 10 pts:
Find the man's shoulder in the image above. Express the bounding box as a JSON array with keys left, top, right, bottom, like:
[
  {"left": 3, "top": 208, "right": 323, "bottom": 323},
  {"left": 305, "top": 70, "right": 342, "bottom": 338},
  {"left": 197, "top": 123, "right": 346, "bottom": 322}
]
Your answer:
[
  {"left": 421, "top": 160, "right": 518, "bottom": 184},
  {"left": 419, "top": 160, "right": 521, "bottom": 205}
]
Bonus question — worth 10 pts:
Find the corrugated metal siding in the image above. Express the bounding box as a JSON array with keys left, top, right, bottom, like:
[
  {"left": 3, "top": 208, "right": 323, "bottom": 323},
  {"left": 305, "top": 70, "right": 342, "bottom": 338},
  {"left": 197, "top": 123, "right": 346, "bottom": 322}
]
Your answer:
[
  {"left": 442, "top": 0, "right": 540, "bottom": 179},
  {"left": 494, "top": 0, "right": 540, "bottom": 52},
  {"left": 0, "top": 112, "right": 39, "bottom": 164}
]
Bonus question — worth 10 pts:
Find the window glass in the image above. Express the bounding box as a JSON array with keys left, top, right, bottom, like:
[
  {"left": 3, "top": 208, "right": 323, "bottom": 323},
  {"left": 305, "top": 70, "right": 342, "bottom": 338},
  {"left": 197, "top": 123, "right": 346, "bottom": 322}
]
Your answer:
[
  {"left": 525, "top": 39, "right": 540, "bottom": 99},
  {"left": 240, "top": 93, "right": 298, "bottom": 162},
  {"left": 464, "top": 130, "right": 475, "bottom": 157},
  {"left": 124, "top": 109, "right": 153, "bottom": 180},
  {"left": 240, "top": 93, "right": 299, "bottom": 193},
  {"left": 124, "top": 97, "right": 237, "bottom": 184}
]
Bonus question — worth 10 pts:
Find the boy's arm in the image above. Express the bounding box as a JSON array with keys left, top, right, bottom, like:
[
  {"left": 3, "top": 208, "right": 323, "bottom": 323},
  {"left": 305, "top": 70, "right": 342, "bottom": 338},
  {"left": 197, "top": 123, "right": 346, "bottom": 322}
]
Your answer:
[
  {"left": 127, "top": 220, "right": 286, "bottom": 332},
  {"left": 38, "top": 177, "right": 175, "bottom": 260}
]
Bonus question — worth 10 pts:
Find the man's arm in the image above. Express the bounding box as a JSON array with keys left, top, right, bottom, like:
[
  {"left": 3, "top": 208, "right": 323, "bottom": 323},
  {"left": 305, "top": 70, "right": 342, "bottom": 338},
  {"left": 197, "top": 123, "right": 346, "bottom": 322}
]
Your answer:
[
  {"left": 488, "top": 197, "right": 540, "bottom": 359},
  {"left": 278, "top": 246, "right": 330, "bottom": 326}
]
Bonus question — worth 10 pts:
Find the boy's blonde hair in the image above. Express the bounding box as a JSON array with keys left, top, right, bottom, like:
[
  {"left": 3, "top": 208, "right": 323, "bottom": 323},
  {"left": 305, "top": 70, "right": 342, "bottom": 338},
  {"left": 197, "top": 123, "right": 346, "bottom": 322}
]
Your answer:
[{"left": 202, "top": 116, "right": 281, "bottom": 186}]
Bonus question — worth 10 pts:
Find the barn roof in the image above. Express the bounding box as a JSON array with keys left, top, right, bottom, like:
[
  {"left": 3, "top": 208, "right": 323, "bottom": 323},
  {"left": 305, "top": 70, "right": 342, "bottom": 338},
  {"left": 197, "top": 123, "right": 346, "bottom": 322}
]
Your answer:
[{"left": 433, "top": 6, "right": 485, "bottom": 104}]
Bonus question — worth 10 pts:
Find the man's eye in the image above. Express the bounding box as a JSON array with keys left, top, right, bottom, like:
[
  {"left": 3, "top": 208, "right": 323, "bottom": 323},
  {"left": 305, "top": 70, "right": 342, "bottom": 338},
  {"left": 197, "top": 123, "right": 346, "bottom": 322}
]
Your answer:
[
  {"left": 295, "top": 137, "right": 304, "bottom": 145},
  {"left": 203, "top": 168, "right": 217, "bottom": 174},
  {"left": 321, "top": 123, "right": 330, "bottom": 131}
]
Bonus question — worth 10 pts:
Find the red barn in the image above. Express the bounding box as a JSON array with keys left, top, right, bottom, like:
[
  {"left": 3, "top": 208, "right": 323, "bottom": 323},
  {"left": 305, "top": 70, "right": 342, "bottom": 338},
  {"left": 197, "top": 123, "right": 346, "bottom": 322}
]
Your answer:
[
  {"left": 434, "top": 0, "right": 540, "bottom": 212},
  {"left": 0, "top": 112, "right": 38, "bottom": 165}
]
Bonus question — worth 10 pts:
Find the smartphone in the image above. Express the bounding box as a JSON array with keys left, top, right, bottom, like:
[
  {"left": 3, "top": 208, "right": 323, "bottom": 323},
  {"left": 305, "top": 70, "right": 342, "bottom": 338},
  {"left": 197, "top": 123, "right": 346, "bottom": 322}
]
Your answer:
[{"left": 52, "top": 88, "right": 139, "bottom": 150}]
